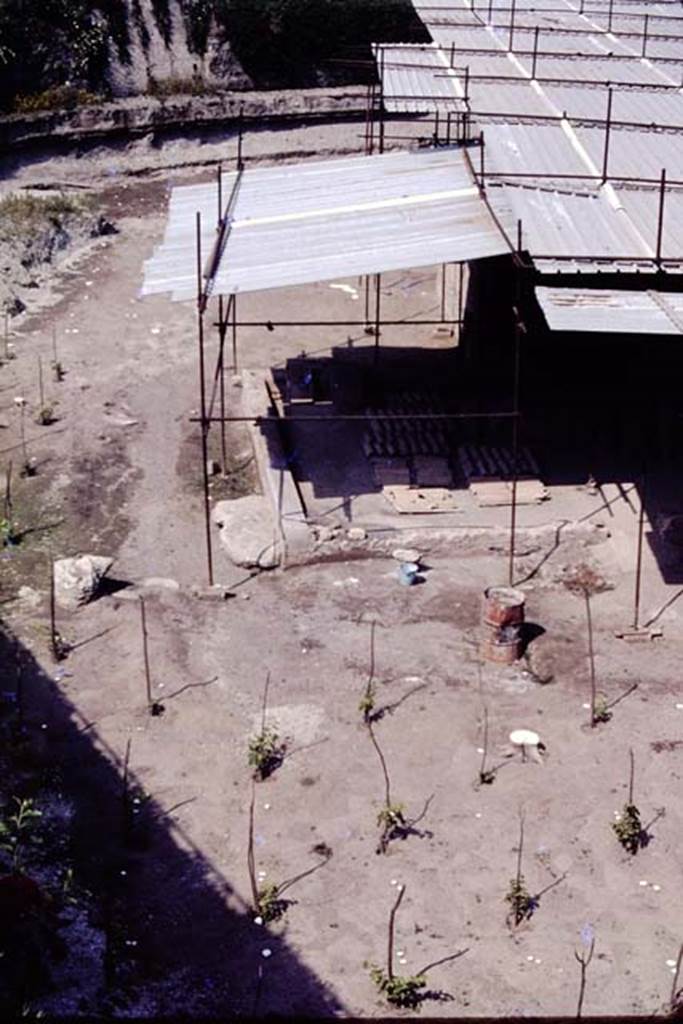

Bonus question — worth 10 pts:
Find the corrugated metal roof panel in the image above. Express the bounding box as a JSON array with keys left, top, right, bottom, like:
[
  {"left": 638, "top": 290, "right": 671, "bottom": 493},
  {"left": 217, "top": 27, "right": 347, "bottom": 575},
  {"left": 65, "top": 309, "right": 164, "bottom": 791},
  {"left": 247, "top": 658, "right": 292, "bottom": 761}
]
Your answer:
[
  {"left": 483, "top": 122, "right": 594, "bottom": 178},
  {"left": 489, "top": 182, "right": 653, "bottom": 259},
  {"left": 468, "top": 80, "right": 557, "bottom": 116},
  {"left": 614, "top": 187, "right": 683, "bottom": 261},
  {"left": 575, "top": 125, "right": 683, "bottom": 180},
  {"left": 374, "top": 44, "right": 466, "bottom": 112},
  {"left": 142, "top": 148, "right": 510, "bottom": 301},
  {"left": 530, "top": 54, "right": 671, "bottom": 85},
  {"left": 536, "top": 286, "right": 683, "bottom": 333},
  {"left": 542, "top": 85, "right": 683, "bottom": 126}
]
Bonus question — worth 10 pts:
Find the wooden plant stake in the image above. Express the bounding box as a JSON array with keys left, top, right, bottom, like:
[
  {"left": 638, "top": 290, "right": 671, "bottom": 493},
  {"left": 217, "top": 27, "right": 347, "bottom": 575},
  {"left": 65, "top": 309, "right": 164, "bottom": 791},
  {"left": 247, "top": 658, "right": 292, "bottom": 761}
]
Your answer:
[
  {"left": 387, "top": 882, "right": 405, "bottom": 981},
  {"left": 670, "top": 941, "right": 683, "bottom": 1014},
  {"left": 139, "top": 596, "right": 164, "bottom": 716},
  {"left": 478, "top": 705, "right": 496, "bottom": 785},
  {"left": 574, "top": 927, "right": 595, "bottom": 1018}
]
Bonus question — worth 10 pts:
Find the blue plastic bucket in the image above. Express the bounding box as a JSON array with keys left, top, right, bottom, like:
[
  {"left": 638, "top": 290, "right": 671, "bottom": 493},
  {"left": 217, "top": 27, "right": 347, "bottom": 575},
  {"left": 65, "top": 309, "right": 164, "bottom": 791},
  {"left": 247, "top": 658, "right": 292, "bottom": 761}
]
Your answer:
[{"left": 398, "top": 562, "right": 419, "bottom": 586}]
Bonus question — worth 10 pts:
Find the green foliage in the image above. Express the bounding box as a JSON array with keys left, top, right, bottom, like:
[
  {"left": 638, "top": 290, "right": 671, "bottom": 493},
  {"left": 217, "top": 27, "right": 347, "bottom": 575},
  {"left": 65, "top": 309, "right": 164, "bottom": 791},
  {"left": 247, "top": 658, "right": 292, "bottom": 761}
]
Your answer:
[
  {"left": 358, "top": 685, "right": 375, "bottom": 722},
  {"left": 13, "top": 85, "right": 100, "bottom": 114},
  {"left": 377, "top": 803, "right": 405, "bottom": 831},
  {"left": 0, "top": 797, "right": 42, "bottom": 871},
  {"left": 248, "top": 725, "right": 285, "bottom": 780},
  {"left": 592, "top": 693, "right": 612, "bottom": 725},
  {"left": 256, "top": 881, "right": 289, "bottom": 922},
  {"left": 612, "top": 803, "right": 642, "bottom": 854},
  {"left": 505, "top": 875, "right": 535, "bottom": 925},
  {"left": 369, "top": 964, "right": 427, "bottom": 1009},
  {"left": 0, "top": 516, "right": 19, "bottom": 547},
  {"left": 376, "top": 803, "right": 406, "bottom": 853}
]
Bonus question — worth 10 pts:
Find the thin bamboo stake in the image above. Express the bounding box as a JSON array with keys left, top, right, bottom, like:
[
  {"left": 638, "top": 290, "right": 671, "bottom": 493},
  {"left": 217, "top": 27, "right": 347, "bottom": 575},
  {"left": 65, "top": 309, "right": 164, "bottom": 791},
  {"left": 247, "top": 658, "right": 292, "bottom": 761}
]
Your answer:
[{"left": 387, "top": 884, "right": 405, "bottom": 981}]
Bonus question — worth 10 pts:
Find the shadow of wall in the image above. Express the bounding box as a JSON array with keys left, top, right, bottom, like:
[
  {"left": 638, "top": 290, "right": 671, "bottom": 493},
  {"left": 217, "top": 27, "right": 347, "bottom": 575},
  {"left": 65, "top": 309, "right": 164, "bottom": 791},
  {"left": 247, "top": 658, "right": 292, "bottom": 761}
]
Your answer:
[{"left": 0, "top": 617, "right": 345, "bottom": 1017}]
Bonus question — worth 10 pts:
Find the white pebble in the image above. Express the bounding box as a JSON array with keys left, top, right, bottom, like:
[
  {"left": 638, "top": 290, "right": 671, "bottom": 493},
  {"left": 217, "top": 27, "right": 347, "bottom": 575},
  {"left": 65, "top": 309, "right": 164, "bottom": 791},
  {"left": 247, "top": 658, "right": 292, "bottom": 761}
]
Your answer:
[
  {"left": 475, "top": 812, "right": 482, "bottom": 819},
  {"left": 398, "top": 958, "right": 407, "bottom": 966},
  {"left": 390, "top": 879, "right": 398, "bottom": 886},
  {"left": 666, "top": 959, "right": 677, "bottom": 967},
  {"left": 535, "top": 958, "right": 542, "bottom": 964},
  {"left": 261, "top": 948, "right": 272, "bottom": 958},
  {"left": 263, "top": 803, "right": 271, "bottom": 810},
  {"left": 638, "top": 880, "right": 648, "bottom": 887},
  {"left": 582, "top": 702, "right": 591, "bottom": 709},
  {"left": 254, "top": 916, "right": 263, "bottom": 926},
  {"left": 476, "top": 747, "right": 485, "bottom": 754},
  {"left": 527, "top": 955, "right": 534, "bottom": 961},
  {"left": 676, "top": 704, "right": 683, "bottom": 710},
  {"left": 652, "top": 884, "right": 661, "bottom": 892},
  {"left": 397, "top": 950, "right": 405, "bottom": 957}
]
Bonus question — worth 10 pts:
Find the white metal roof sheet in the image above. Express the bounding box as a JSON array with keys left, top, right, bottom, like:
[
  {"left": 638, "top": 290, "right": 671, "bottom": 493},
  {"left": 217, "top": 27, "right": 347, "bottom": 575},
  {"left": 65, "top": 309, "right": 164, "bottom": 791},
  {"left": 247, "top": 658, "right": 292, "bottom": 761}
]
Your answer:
[
  {"left": 373, "top": 43, "right": 466, "bottom": 112},
  {"left": 575, "top": 124, "right": 683, "bottom": 180},
  {"left": 536, "top": 285, "right": 683, "bottom": 333},
  {"left": 490, "top": 182, "right": 654, "bottom": 258},
  {"left": 142, "top": 148, "right": 511, "bottom": 301}
]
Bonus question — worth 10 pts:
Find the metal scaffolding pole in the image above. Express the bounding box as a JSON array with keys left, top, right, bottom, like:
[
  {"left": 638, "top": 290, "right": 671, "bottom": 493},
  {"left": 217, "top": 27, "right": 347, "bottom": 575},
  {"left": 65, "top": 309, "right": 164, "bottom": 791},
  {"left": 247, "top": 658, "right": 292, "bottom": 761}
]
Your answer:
[{"left": 196, "top": 211, "right": 214, "bottom": 587}]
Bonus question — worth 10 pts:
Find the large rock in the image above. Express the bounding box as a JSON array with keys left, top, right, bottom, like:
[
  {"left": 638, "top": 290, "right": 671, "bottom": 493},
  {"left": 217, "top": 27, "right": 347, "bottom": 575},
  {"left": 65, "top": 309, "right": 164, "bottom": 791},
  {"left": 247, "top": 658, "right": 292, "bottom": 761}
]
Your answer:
[
  {"left": 54, "top": 555, "right": 114, "bottom": 610},
  {"left": 212, "top": 496, "right": 281, "bottom": 570}
]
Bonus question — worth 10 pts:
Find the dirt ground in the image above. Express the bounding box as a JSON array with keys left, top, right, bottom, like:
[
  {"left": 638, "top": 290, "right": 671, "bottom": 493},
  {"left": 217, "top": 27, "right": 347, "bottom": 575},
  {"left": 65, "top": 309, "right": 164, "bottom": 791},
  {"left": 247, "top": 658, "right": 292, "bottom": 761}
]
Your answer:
[{"left": 1, "top": 118, "right": 683, "bottom": 1018}]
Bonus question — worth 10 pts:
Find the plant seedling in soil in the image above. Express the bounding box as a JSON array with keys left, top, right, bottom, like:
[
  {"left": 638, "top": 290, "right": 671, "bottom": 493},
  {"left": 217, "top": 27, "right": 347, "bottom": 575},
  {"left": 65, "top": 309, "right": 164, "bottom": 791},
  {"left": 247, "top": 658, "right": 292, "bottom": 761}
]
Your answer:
[
  {"left": 612, "top": 748, "right": 650, "bottom": 855},
  {"left": 51, "top": 325, "right": 64, "bottom": 382},
  {"left": 505, "top": 812, "right": 537, "bottom": 926},
  {"left": 248, "top": 673, "right": 285, "bottom": 780},
  {"left": 247, "top": 782, "right": 330, "bottom": 923},
  {"left": 0, "top": 796, "right": 42, "bottom": 872},
  {"left": 36, "top": 403, "right": 57, "bottom": 426},
  {"left": 367, "top": 884, "right": 468, "bottom": 1010},
  {"left": 592, "top": 692, "right": 612, "bottom": 724},
  {"left": 574, "top": 925, "right": 596, "bottom": 1018},
  {"left": 563, "top": 564, "right": 611, "bottom": 728},
  {"left": 478, "top": 705, "right": 497, "bottom": 785},
  {"left": 359, "top": 622, "right": 432, "bottom": 853}
]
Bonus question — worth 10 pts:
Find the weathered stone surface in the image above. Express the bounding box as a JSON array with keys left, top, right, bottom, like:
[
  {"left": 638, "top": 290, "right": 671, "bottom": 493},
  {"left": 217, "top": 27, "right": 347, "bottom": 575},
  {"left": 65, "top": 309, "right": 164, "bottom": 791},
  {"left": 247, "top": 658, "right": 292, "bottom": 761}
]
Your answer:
[
  {"left": 212, "top": 496, "right": 280, "bottom": 569},
  {"left": 54, "top": 555, "right": 114, "bottom": 610}
]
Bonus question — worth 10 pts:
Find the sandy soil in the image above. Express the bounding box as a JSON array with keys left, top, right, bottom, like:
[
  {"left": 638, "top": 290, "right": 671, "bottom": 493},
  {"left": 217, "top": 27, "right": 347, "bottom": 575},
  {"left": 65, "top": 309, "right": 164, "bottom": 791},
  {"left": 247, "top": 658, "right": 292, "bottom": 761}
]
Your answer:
[{"left": 1, "top": 120, "right": 682, "bottom": 1018}]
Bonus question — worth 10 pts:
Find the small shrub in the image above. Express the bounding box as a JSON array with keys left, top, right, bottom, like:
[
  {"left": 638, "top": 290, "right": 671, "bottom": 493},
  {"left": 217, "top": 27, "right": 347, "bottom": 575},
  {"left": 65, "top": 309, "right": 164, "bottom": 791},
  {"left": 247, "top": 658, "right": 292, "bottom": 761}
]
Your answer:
[
  {"left": 0, "top": 797, "right": 42, "bottom": 871},
  {"left": 35, "top": 403, "right": 57, "bottom": 426},
  {"left": 369, "top": 964, "right": 427, "bottom": 1009},
  {"left": 358, "top": 686, "right": 375, "bottom": 721},
  {"left": 1, "top": 516, "right": 19, "bottom": 547},
  {"left": 248, "top": 726, "right": 285, "bottom": 780},
  {"left": 592, "top": 693, "right": 612, "bottom": 725},
  {"left": 612, "top": 803, "right": 643, "bottom": 855},
  {"left": 505, "top": 875, "right": 535, "bottom": 925},
  {"left": 256, "top": 882, "right": 289, "bottom": 923}
]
